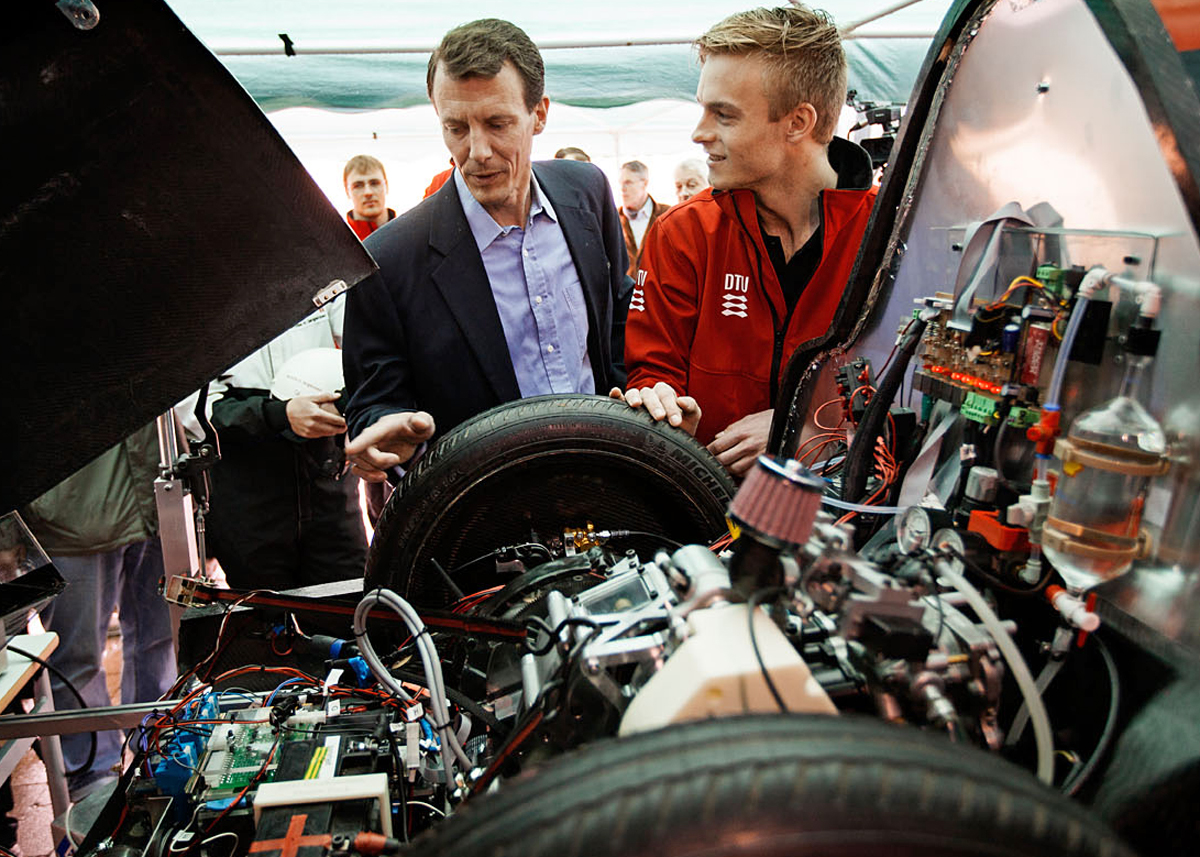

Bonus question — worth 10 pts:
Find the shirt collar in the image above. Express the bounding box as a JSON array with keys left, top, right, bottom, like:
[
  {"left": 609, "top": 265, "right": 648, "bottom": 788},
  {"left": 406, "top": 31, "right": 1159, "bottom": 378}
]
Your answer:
[
  {"left": 454, "top": 166, "right": 558, "bottom": 254},
  {"left": 624, "top": 196, "right": 652, "bottom": 221}
]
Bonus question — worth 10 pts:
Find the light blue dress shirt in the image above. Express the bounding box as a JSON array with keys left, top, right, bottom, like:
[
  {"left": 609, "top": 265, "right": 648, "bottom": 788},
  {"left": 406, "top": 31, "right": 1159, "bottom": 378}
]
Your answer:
[{"left": 453, "top": 167, "right": 595, "bottom": 397}]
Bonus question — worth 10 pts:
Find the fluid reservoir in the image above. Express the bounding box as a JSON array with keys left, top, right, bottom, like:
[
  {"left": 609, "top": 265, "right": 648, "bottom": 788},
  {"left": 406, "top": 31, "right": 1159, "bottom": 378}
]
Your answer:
[
  {"left": 1157, "top": 399, "right": 1200, "bottom": 566},
  {"left": 1043, "top": 320, "right": 1168, "bottom": 590}
]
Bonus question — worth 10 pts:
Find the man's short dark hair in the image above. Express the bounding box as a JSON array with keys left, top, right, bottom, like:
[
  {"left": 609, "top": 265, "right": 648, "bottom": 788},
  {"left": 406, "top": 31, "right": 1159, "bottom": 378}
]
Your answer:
[
  {"left": 621, "top": 160, "right": 649, "bottom": 177},
  {"left": 426, "top": 19, "right": 545, "bottom": 111}
]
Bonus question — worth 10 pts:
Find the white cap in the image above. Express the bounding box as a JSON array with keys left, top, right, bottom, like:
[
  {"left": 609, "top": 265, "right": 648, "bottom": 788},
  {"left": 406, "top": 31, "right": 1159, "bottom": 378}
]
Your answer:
[{"left": 270, "top": 347, "right": 344, "bottom": 400}]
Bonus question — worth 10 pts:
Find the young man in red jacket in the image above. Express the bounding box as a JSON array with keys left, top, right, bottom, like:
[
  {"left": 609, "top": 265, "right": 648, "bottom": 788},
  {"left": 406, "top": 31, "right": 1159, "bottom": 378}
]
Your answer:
[
  {"left": 344, "top": 154, "right": 396, "bottom": 238},
  {"left": 615, "top": 5, "right": 876, "bottom": 476}
]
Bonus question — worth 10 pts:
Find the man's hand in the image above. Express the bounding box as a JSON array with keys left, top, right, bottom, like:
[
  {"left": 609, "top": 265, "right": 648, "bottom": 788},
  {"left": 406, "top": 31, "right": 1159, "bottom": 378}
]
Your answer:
[
  {"left": 707, "top": 409, "right": 773, "bottom": 477},
  {"left": 609, "top": 382, "right": 702, "bottom": 436},
  {"left": 286, "top": 392, "right": 348, "bottom": 439},
  {"left": 344, "top": 412, "right": 436, "bottom": 482}
]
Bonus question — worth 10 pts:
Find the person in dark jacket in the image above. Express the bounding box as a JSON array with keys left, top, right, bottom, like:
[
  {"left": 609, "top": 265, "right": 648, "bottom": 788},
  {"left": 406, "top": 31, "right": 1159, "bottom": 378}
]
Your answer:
[
  {"left": 23, "top": 423, "right": 176, "bottom": 800},
  {"left": 204, "top": 298, "right": 367, "bottom": 592},
  {"left": 343, "top": 18, "right": 630, "bottom": 483}
]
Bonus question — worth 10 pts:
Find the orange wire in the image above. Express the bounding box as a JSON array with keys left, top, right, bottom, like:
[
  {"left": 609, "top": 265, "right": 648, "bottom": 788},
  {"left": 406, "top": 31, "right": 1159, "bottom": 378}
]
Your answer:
[{"left": 813, "top": 397, "right": 846, "bottom": 431}]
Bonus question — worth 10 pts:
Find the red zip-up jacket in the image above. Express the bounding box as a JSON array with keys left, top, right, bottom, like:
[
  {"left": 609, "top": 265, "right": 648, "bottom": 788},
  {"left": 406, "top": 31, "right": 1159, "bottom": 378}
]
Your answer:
[
  {"left": 625, "top": 144, "right": 876, "bottom": 445},
  {"left": 346, "top": 209, "right": 396, "bottom": 240}
]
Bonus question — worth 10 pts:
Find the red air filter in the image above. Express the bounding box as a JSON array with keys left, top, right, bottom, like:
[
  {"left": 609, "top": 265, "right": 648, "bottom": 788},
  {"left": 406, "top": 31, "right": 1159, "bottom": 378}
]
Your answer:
[{"left": 729, "top": 455, "right": 825, "bottom": 547}]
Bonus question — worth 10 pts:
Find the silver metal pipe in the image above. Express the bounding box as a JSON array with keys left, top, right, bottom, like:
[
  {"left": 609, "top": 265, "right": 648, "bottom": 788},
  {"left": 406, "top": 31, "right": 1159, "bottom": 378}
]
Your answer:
[
  {"left": 840, "top": 0, "right": 928, "bottom": 35},
  {"left": 520, "top": 654, "right": 541, "bottom": 712},
  {"left": 156, "top": 410, "right": 179, "bottom": 472},
  {"left": 0, "top": 699, "right": 184, "bottom": 739}
]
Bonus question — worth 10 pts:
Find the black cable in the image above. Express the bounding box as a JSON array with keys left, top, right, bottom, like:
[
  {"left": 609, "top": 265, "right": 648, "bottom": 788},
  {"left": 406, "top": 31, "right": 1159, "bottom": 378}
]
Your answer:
[
  {"left": 1062, "top": 636, "right": 1120, "bottom": 796},
  {"left": 7, "top": 645, "right": 97, "bottom": 779},
  {"left": 934, "top": 546, "right": 1054, "bottom": 595},
  {"left": 842, "top": 315, "right": 929, "bottom": 506},
  {"left": 429, "top": 559, "right": 465, "bottom": 601},
  {"left": 603, "top": 530, "right": 684, "bottom": 549},
  {"left": 73, "top": 746, "right": 147, "bottom": 857},
  {"left": 450, "top": 543, "right": 554, "bottom": 576},
  {"left": 392, "top": 669, "right": 507, "bottom": 739},
  {"left": 747, "top": 588, "right": 789, "bottom": 713},
  {"left": 523, "top": 617, "right": 602, "bottom": 656},
  {"left": 378, "top": 715, "right": 409, "bottom": 844},
  {"left": 468, "top": 621, "right": 602, "bottom": 796}
]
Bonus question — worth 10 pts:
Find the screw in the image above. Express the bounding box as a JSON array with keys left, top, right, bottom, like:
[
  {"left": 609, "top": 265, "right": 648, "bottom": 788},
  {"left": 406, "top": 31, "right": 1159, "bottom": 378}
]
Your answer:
[{"left": 1036, "top": 81, "right": 1050, "bottom": 93}]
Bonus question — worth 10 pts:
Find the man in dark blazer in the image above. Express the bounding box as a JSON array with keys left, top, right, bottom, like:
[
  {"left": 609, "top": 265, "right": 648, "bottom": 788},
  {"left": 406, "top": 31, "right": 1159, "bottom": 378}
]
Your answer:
[{"left": 343, "top": 18, "right": 629, "bottom": 482}]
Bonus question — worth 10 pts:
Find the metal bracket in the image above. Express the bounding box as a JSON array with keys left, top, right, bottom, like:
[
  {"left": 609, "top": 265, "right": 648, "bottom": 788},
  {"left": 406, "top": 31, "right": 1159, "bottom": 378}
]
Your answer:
[{"left": 313, "top": 279, "right": 349, "bottom": 308}]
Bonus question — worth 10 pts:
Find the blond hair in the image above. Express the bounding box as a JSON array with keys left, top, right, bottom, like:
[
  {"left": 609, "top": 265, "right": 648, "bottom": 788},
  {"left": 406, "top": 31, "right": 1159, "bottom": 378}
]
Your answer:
[
  {"left": 343, "top": 154, "right": 387, "bottom": 187},
  {"left": 696, "top": 6, "right": 846, "bottom": 143}
]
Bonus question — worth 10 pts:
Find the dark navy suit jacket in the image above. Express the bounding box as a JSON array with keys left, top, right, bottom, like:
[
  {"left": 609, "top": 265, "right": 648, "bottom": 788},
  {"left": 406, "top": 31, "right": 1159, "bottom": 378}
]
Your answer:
[{"left": 343, "top": 159, "right": 631, "bottom": 441}]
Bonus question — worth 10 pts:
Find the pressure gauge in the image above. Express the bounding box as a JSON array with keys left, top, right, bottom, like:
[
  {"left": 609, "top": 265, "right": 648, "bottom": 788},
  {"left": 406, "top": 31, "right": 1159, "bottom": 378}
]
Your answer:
[
  {"left": 896, "top": 506, "right": 952, "bottom": 555},
  {"left": 930, "top": 527, "right": 990, "bottom": 576}
]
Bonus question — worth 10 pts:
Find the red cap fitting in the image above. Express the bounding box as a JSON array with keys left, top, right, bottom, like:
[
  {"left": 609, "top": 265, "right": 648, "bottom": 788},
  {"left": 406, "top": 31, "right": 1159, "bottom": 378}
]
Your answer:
[{"left": 1026, "top": 407, "right": 1062, "bottom": 456}]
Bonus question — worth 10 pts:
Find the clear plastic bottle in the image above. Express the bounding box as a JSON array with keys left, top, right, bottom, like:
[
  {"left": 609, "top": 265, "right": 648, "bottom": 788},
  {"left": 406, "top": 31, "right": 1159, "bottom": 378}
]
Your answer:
[
  {"left": 1157, "top": 399, "right": 1200, "bottom": 566},
  {"left": 1043, "top": 353, "right": 1166, "bottom": 590}
]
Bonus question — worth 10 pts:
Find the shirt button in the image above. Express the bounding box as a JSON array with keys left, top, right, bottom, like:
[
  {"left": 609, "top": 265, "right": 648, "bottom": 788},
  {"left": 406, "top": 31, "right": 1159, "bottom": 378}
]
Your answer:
[
  {"left": 535, "top": 296, "right": 543, "bottom": 304},
  {"left": 523, "top": 249, "right": 529, "bottom": 257},
  {"left": 547, "top": 345, "right": 555, "bottom": 353}
]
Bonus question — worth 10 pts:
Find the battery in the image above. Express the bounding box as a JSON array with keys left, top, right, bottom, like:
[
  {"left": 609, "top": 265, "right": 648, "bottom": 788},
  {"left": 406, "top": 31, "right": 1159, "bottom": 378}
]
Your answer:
[{"left": 1020, "top": 322, "right": 1051, "bottom": 386}]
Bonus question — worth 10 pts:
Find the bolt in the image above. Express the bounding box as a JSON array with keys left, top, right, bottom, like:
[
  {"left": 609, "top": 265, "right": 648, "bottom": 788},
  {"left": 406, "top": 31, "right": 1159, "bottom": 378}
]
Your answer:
[{"left": 1036, "top": 81, "right": 1050, "bottom": 94}]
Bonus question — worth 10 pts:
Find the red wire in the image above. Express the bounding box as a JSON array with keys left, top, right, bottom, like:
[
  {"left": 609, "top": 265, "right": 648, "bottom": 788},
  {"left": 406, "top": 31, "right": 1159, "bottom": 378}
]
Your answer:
[
  {"left": 202, "top": 740, "right": 280, "bottom": 836},
  {"left": 813, "top": 397, "right": 846, "bottom": 431},
  {"left": 470, "top": 710, "right": 545, "bottom": 796},
  {"left": 709, "top": 532, "right": 735, "bottom": 553}
]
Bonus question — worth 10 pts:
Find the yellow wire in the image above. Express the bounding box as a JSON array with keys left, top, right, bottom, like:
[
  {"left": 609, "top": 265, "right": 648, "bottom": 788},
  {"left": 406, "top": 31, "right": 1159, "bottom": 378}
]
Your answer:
[{"left": 984, "top": 276, "right": 1046, "bottom": 311}]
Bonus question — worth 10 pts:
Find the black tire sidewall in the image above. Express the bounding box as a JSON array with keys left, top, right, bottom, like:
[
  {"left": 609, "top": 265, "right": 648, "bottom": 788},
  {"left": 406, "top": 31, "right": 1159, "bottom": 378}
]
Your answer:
[{"left": 365, "top": 395, "right": 736, "bottom": 599}]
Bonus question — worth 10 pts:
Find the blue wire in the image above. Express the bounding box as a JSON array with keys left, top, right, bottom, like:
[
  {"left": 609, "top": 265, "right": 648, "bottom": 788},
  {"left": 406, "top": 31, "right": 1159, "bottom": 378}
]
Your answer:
[
  {"left": 265, "top": 677, "right": 305, "bottom": 707},
  {"left": 219, "top": 690, "right": 259, "bottom": 702}
]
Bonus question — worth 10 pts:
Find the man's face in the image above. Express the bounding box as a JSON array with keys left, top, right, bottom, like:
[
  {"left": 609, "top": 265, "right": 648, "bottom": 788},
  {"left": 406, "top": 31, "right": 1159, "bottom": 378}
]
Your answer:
[
  {"left": 692, "top": 54, "right": 789, "bottom": 193},
  {"left": 432, "top": 61, "right": 548, "bottom": 224},
  {"left": 346, "top": 168, "right": 388, "bottom": 223},
  {"left": 674, "top": 167, "right": 706, "bottom": 204},
  {"left": 619, "top": 169, "right": 649, "bottom": 211}
]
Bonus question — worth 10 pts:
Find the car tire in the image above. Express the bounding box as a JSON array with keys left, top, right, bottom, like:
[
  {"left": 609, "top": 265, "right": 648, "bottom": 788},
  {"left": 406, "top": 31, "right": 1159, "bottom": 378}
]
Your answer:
[
  {"left": 408, "top": 714, "right": 1134, "bottom": 857},
  {"left": 365, "top": 395, "right": 736, "bottom": 605}
]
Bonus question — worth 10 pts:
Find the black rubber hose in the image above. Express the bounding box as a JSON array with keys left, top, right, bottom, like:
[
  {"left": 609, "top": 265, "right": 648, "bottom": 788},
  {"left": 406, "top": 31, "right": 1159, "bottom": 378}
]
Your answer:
[
  {"left": 841, "top": 315, "right": 929, "bottom": 505},
  {"left": 7, "top": 644, "right": 98, "bottom": 779}
]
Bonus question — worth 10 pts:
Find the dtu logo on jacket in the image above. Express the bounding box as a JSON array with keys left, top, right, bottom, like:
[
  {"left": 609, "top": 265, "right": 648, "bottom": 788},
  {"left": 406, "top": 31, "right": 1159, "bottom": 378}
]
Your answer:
[
  {"left": 722, "top": 273, "right": 749, "bottom": 318},
  {"left": 630, "top": 269, "right": 648, "bottom": 313}
]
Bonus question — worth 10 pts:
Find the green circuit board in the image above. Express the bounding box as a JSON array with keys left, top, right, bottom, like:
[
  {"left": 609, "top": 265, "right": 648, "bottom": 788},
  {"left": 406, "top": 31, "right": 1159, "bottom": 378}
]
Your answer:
[{"left": 201, "top": 721, "right": 282, "bottom": 792}]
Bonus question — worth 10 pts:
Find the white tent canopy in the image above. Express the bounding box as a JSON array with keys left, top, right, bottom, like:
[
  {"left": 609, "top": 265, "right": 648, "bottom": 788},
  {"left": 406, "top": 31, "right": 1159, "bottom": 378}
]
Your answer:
[
  {"left": 167, "top": 0, "right": 949, "bottom": 209},
  {"left": 267, "top": 99, "right": 724, "bottom": 211},
  {"left": 169, "top": 1, "right": 949, "bottom": 108}
]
